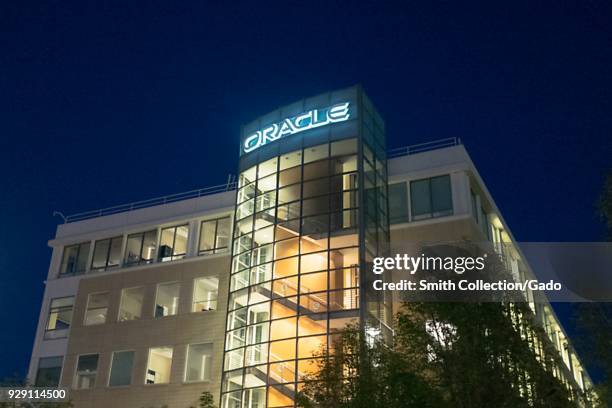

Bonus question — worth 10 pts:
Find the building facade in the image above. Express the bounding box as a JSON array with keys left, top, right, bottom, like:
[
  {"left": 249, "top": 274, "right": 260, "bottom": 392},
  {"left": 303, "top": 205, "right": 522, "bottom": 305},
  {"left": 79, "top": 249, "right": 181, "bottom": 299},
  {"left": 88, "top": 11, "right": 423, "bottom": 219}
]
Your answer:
[{"left": 28, "top": 86, "right": 592, "bottom": 407}]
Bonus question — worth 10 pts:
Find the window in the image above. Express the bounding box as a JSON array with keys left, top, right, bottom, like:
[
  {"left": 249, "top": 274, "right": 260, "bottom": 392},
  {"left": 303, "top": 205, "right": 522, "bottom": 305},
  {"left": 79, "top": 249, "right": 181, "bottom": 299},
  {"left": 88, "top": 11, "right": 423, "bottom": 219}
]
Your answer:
[
  {"left": 185, "top": 343, "right": 212, "bottom": 382},
  {"left": 470, "top": 190, "right": 478, "bottom": 221},
  {"left": 199, "top": 216, "right": 231, "bottom": 255},
  {"left": 45, "top": 297, "right": 74, "bottom": 339},
  {"left": 410, "top": 175, "right": 453, "bottom": 220},
  {"left": 193, "top": 277, "right": 219, "bottom": 312},
  {"left": 59, "top": 242, "right": 90, "bottom": 276},
  {"left": 388, "top": 182, "right": 408, "bottom": 224},
  {"left": 74, "top": 354, "right": 98, "bottom": 389},
  {"left": 480, "top": 207, "right": 490, "bottom": 239},
  {"left": 124, "top": 230, "right": 157, "bottom": 266},
  {"left": 146, "top": 347, "right": 173, "bottom": 384},
  {"left": 35, "top": 356, "right": 62, "bottom": 386},
  {"left": 118, "top": 287, "right": 145, "bottom": 321},
  {"left": 158, "top": 225, "right": 189, "bottom": 262},
  {"left": 91, "top": 236, "right": 123, "bottom": 270},
  {"left": 155, "top": 282, "right": 180, "bottom": 317},
  {"left": 84, "top": 293, "right": 109, "bottom": 326},
  {"left": 109, "top": 351, "right": 135, "bottom": 386}
]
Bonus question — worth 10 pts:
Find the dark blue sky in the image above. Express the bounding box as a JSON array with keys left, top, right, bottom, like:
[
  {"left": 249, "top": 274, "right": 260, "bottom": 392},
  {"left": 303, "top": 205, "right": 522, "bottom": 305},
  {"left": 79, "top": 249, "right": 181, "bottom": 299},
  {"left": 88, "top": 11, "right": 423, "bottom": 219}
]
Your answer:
[{"left": 1, "top": 1, "right": 610, "bottom": 379}]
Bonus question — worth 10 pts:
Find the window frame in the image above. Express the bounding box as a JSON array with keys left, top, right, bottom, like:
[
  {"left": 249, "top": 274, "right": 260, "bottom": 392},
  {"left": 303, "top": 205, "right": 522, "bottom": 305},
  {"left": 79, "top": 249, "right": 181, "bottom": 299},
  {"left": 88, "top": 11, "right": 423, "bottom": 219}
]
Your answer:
[
  {"left": 158, "top": 224, "right": 189, "bottom": 262},
  {"left": 44, "top": 296, "right": 75, "bottom": 339},
  {"left": 198, "top": 216, "right": 231, "bottom": 256},
  {"left": 184, "top": 343, "right": 213, "bottom": 383},
  {"left": 192, "top": 276, "right": 219, "bottom": 312},
  {"left": 84, "top": 292, "right": 110, "bottom": 326},
  {"left": 145, "top": 346, "right": 174, "bottom": 385},
  {"left": 90, "top": 236, "right": 123, "bottom": 271},
  {"left": 124, "top": 229, "right": 158, "bottom": 267},
  {"left": 108, "top": 350, "right": 135, "bottom": 387},
  {"left": 154, "top": 282, "right": 181, "bottom": 318},
  {"left": 409, "top": 174, "right": 453, "bottom": 221},
  {"left": 35, "top": 356, "right": 64, "bottom": 387},
  {"left": 73, "top": 353, "right": 99, "bottom": 390},
  {"left": 58, "top": 241, "right": 90, "bottom": 277},
  {"left": 118, "top": 286, "right": 145, "bottom": 322}
]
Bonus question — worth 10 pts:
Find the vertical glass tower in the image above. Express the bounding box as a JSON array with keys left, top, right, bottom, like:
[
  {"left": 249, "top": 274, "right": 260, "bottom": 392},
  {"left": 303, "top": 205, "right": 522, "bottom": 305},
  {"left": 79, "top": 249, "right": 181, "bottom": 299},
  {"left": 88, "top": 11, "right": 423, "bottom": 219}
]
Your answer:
[{"left": 221, "top": 86, "right": 390, "bottom": 408}]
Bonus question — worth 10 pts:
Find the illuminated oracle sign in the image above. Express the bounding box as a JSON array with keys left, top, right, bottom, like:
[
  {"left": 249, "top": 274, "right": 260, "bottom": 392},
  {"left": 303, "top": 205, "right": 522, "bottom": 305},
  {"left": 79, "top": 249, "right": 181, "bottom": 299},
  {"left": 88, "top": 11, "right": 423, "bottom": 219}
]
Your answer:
[{"left": 243, "top": 102, "right": 351, "bottom": 154}]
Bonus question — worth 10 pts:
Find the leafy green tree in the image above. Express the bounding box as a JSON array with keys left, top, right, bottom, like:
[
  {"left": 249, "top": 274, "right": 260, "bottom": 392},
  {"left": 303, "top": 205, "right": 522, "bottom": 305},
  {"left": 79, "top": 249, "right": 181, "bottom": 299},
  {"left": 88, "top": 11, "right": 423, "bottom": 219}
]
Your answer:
[{"left": 298, "top": 302, "right": 577, "bottom": 408}]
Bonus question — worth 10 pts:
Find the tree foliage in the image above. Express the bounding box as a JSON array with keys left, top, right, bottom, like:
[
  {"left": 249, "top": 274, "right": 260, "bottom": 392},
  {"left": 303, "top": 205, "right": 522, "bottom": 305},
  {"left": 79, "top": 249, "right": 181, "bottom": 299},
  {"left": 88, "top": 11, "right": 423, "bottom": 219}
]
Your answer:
[{"left": 298, "top": 302, "right": 580, "bottom": 408}]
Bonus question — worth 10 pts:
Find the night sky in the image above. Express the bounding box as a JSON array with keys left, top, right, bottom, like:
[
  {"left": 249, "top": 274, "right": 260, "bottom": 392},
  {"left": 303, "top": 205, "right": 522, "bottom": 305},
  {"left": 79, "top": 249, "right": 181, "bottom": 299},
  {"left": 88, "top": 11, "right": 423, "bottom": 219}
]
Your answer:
[{"left": 1, "top": 1, "right": 611, "bottom": 379}]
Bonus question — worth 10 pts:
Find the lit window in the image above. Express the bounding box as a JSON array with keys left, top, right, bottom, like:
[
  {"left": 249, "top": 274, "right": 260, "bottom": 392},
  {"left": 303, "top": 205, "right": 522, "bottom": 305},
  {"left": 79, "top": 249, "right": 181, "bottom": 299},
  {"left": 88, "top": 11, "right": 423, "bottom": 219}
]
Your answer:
[
  {"left": 35, "top": 356, "right": 62, "bottom": 386},
  {"left": 74, "top": 354, "right": 98, "bottom": 389},
  {"left": 109, "top": 351, "right": 135, "bottom": 387},
  {"left": 146, "top": 347, "right": 173, "bottom": 384},
  {"left": 59, "top": 242, "right": 90, "bottom": 276},
  {"left": 199, "top": 217, "right": 231, "bottom": 255},
  {"left": 118, "top": 287, "right": 145, "bottom": 321},
  {"left": 410, "top": 175, "right": 453, "bottom": 220},
  {"left": 91, "top": 236, "right": 123, "bottom": 270},
  {"left": 155, "top": 282, "right": 180, "bottom": 318},
  {"left": 45, "top": 297, "right": 74, "bottom": 339},
  {"left": 185, "top": 343, "right": 212, "bottom": 382},
  {"left": 84, "top": 292, "right": 109, "bottom": 326},
  {"left": 124, "top": 230, "right": 157, "bottom": 266},
  {"left": 193, "top": 277, "right": 219, "bottom": 312},
  {"left": 158, "top": 225, "right": 189, "bottom": 262}
]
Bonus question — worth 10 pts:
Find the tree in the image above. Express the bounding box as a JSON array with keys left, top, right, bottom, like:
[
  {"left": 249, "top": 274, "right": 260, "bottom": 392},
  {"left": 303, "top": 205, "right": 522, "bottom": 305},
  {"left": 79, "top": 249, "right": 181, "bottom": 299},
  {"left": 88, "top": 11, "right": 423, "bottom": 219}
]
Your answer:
[
  {"left": 297, "top": 302, "right": 577, "bottom": 408},
  {"left": 198, "top": 391, "right": 216, "bottom": 408}
]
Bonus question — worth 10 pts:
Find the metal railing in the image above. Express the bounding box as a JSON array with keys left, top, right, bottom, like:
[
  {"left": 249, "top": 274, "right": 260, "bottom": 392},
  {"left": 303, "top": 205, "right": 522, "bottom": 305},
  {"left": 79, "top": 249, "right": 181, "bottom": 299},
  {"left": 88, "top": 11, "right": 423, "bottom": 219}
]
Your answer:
[
  {"left": 387, "top": 137, "right": 461, "bottom": 158},
  {"left": 62, "top": 181, "right": 237, "bottom": 223},
  {"left": 58, "top": 137, "right": 460, "bottom": 224}
]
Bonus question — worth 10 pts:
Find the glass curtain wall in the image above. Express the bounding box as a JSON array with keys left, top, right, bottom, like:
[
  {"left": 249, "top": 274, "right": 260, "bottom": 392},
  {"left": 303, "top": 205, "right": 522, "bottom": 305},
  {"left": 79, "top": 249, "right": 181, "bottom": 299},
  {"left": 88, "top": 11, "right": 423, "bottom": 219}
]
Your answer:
[{"left": 222, "top": 138, "right": 362, "bottom": 408}]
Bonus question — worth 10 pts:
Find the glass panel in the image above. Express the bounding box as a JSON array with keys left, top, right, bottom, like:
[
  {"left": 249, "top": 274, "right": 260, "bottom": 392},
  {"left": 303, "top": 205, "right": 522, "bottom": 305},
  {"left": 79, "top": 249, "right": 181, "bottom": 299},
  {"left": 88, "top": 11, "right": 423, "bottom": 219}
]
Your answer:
[
  {"left": 303, "top": 144, "right": 328, "bottom": 164},
  {"left": 46, "top": 297, "right": 74, "bottom": 333},
  {"left": 74, "top": 354, "right": 98, "bottom": 389},
  {"left": 331, "top": 138, "right": 357, "bottom": 156},
  {"left": 193, "top": 277, "right": 219, "bottom": 312},
  {"left": 91, "top": 239, "right": 110, "bottom": 269},
  {"left": 389, "top": 182, "right": 409, "bottom": 223},
  {"left": 278, "top": 185, "right": 301, "bottom": 205},
  {"left": 155, "top": 282, "right": 180, "bottom": 317},
  {"left": 159, "top": 227, "right": 175, "bottom": 261},
  {"left": 303, "top": 160, "right": 330, "bottom": 181},
  {"left": 118, "top": 287, "right": 145, "bottom": 321},
  {"left": 270, "top": 317, "right": 296, "bottom": 341},
  {"left": 216, "top": 217, "right": 231, "bottom": 250},
  {"left": 125, "top": 233, "right": 143, "bottom": 265},
  {"left": 258, "top": 157, "right": 278, "bottom": 178},
  {"left": 108, "top": 237, "right": 122, "bottom": 267},
  {"left": 173, "top": 226, "right": 189, "bottom": 256},
  {"left": 279, "top": 150, "right": 302, "bottom": 170},
  {"left": 142, "top": 230, "right": 157, "bottom": 263},
  {"left": 109, "top": 351, "right": 134, "bottom": 386},
  {"left": 146, "top": 347, "right": 173, "bottom": 384},
  {"left": 35, "top": 357, "right": 62, "bottom": 386},
  {"left": 279, "top": 166, "right": 301, "bottom": 187},
  {"left": 431, "top": 175, "right": 453, "bottom": 215},
  {"left": 410, "top": 178, "right": 431, "bottom": 219},
  {"left": 199, "top": 219, "right": 217, "bottom": 253},
  {"left": 59, "top": 245, "right": 79, "bottom": 275},
  {"left": 186, "top": 343, "right": 212, "bottom": 382},
  {"left": 84, "top": 293, "right": 108, "bottom": 326},
  {"left": 239, "top": 166, "right": 257, "bottom": 187}
]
